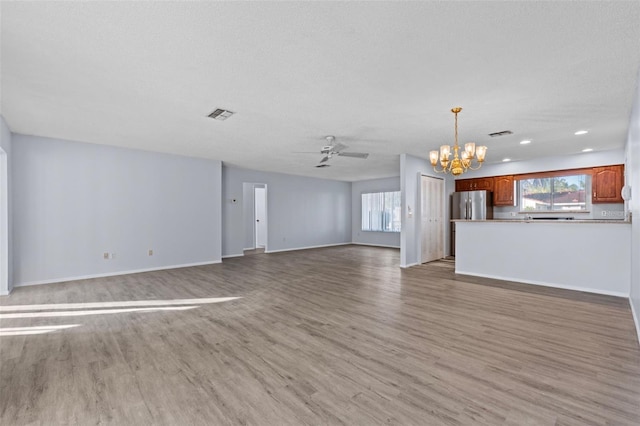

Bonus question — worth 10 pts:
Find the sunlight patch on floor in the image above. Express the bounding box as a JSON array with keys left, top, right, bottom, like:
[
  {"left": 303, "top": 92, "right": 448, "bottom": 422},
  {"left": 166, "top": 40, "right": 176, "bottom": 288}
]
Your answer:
[
  {"left": 0, "top": 305, "right": 199, "bottom": 319},
  {"left": 0, "top": 297, "right": 243, "bottom": 337},
  {"left": 0, "top": 324, "right": 80, "bottom": 337},
  {"left": 0, "top": 297, "right": 242, "bottom": 312}
]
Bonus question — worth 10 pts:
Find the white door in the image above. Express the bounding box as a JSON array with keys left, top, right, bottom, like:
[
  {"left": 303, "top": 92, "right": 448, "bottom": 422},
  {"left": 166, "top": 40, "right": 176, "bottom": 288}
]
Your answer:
[
  {"left": 421, "top": 175, "right": 444, "bottom": 263},
  {"left": 254, "top": 187, "right": 267, "bottom": 248}
]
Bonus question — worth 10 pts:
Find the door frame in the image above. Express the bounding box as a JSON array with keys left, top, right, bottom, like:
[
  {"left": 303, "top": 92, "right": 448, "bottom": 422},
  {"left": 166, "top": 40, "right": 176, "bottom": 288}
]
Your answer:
[{"left": 242, "top": 182, "right": 268, "bottom": 251}]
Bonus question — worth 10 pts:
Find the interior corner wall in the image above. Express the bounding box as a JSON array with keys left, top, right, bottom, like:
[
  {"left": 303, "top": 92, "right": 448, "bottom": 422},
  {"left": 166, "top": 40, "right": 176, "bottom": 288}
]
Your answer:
[
  {"left": 12, "top": 134, "right": 222, "bottom": 286},
  {"left": 400, "top": 154, "right": 454, "bottom": 268},
  {"left": 222, "top": 166, "right": 351, "bottom": 257},
  {"left": 626, "top": 70, "right": 640, "bottom": 344},
  {"left": 0, "top": 116, "right": 12, "bottom": 294},
  {"left": 351, "top": 176, "right": 401, "bottom": 248}
]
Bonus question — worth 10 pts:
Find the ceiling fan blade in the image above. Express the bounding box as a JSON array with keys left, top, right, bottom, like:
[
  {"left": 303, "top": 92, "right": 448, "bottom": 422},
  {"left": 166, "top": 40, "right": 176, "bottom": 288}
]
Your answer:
[
  {"left": 292, "top": 151, "right": 321, "bottom": 154},
  {"left": 337, "top": 152, "right": 369, "bottom": 159},
  {"left": 332, "top": 142, "right": 348, "bottom": 152},
  {"left": 319, "top": 155, "right": 330, "bottom": 163}
]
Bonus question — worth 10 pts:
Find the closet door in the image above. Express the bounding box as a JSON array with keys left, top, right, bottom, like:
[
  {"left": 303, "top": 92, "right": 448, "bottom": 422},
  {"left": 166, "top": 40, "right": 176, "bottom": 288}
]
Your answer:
[{"left": 421, "top": 175, "right": 444, "bottom": 263}]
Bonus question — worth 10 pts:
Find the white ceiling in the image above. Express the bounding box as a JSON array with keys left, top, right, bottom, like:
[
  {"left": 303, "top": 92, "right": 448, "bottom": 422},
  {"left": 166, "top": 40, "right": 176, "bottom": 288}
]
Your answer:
[{"left": 1, "top": 1, "right": 640, "bottom": 181}]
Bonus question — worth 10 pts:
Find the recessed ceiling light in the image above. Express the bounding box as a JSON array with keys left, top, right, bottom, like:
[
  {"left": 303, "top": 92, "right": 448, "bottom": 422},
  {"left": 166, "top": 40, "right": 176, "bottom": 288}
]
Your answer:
[
  {"left": 502, "top": 158, "right": 511, "bottom": 162},
  {"left": 582, "top": 148, "right": 593, "bottom": 152},
  {"left": 574, "top": 130, "right": 588, "bottom": 135},
  {"left": 520, "top": 140, "right": 531, "bottom": 145}
]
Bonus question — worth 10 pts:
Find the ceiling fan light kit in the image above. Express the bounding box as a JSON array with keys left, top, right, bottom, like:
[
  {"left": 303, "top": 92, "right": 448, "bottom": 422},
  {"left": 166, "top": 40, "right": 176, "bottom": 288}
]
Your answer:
[{"left": 430, "top": 107, "right": 487, "bottom": 177}]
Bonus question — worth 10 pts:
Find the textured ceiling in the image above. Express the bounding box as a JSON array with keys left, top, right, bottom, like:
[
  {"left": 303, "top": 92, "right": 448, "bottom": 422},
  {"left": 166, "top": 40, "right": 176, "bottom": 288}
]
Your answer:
[{"left": 2, "top": 1, "right": 640, "bottom": 181}]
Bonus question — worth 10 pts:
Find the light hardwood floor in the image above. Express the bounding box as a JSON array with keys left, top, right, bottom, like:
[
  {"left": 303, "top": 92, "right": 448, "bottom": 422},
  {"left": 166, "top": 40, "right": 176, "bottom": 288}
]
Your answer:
[{"left": 1, "top": 245, "right": 639, "bottom": 425}]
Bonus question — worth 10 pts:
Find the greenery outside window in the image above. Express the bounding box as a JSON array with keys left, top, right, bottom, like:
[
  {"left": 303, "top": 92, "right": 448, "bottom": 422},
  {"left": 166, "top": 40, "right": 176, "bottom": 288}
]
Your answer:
[
  {"left": 361, "top": 191, "right": 401, "bottom": 232},
  {"left": 519, "top": 174, "right": 589, "bottom": 211}
]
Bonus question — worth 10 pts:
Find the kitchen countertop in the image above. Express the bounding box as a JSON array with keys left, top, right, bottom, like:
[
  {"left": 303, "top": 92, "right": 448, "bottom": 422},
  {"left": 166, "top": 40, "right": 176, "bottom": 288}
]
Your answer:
[{"left": 451, "top": 219, "right": 630, "bottom": 224}]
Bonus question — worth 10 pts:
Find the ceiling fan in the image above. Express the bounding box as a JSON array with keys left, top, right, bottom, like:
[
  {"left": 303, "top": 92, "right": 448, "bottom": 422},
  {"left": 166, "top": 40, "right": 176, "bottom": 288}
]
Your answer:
[{"left": 310, "top": 136, "right": 369, "bottom": 168}]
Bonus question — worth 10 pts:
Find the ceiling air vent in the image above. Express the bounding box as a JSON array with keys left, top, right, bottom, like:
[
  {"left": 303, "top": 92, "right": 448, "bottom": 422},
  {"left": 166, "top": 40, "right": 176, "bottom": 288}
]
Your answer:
[
  {"left": 208, "top": 108, "right": 235, "bottom": 121},
  {"left": 488, "top": 130, "right": 513, "bottom": 137}
]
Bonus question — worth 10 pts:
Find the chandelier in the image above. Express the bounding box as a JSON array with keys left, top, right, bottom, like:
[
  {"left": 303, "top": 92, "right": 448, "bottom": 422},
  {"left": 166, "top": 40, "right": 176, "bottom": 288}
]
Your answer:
[{"left": 429, "top": 107, "right": 487, "bottom": 176}]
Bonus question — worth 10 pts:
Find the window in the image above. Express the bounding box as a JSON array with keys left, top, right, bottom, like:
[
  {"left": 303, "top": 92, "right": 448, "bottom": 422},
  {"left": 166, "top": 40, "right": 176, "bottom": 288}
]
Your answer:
[
  {"left": 361, "top": 191, "right": 401, "bottom": 232},
  {"left": 519, "top": 174, "right": 589, "bottom": 211}
]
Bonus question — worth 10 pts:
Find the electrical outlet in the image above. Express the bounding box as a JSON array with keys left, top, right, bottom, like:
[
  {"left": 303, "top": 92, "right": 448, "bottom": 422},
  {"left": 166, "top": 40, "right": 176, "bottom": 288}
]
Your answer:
[
  {"left": 510, "top": 212, "right": 517, "bottom": 217},
  {"left": 103, "top": 252, "right": 110, "bottom": 260},
  {"left": 601, "top": 211, "right": 607, "bottom": 217},
  {"left": 148, "top": 249, "right": 153, "bottom": 256}
]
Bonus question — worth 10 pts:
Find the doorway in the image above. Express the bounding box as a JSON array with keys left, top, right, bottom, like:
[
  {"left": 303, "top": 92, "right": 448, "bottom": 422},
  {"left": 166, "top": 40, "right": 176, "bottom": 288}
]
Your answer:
[
  {"left": 420, "top": 175, "right": 445, "bottom": 263},
  {"left": 242, "top": 182, "right": 268, "bottom": 254},
  {"left": 254, "top": 187, "right": 266, "bottom": 248}
]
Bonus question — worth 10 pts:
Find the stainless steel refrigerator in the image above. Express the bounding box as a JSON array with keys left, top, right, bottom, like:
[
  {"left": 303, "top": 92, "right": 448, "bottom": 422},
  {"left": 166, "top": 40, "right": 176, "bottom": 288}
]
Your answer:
[{"left": 450, "top": 190, "right": 493, "bottom": 256}]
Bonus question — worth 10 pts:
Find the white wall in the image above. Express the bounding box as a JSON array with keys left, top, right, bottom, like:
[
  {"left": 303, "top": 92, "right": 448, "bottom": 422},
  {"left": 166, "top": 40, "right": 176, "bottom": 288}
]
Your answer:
[
  {"left": 400, "top": 154, "right": 454, "bottom": 267},
  {"left": 222, "top": 166, "right": 351, "bottom": 257},
  {"left": 0, "top": 116, "right": 12, "bottom": 295},
  {"left": 455, "top": 221, "right": 631, "bottom": 297},
  {"left": 351, "top": 177, "right": 400, "bottom": 248},
  {"left": 626, "top": 70, "right": 640, "bottom": 343},
  {"left": 12, "top": 134, "right": 222, "bottom": 286}
]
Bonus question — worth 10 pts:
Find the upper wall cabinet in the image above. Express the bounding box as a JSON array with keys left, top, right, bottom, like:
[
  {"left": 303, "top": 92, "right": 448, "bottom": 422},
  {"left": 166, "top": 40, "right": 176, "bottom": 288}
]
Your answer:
[
  {"left": 455, "top": 177, "right": 494, "bottom": 192},
  {"left": 454, "top": 164, "right": 624, "bottom": 207},
  {"left": 592, "top": 165, "right": 624, "bottom": 203},
  {"left": 493, "top": 175, "right": 515, "bottom": 206}
]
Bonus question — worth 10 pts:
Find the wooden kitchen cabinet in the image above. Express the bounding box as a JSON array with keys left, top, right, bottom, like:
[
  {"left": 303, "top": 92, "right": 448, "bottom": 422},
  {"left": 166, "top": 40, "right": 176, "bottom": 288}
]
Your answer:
[
  {"left": 455, "top": 179, "right": 473, "bottom": 191},
  {"left": 454, "top": 177, "right": 494, "bottom": 192},
  {"left": 592, "top": 165, "right": 624, "bottom": 203},
  {"left": 493, "top": 175, "right": 515, "bottom": 206}
]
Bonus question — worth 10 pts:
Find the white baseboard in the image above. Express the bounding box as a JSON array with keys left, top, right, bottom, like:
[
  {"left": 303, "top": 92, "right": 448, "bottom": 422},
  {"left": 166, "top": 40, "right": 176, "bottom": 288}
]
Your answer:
[
  {"left": 222, "top": 253, "right": 244, "bottom": 259},
  {"left": 455, "top": 269, "right": 629, "bottom": 298},
  {"left": 351, "top": 242, "right": 400, "bottom": 249},
  {"left": 230, "top": 243, "right": 395, "bottom": 257},
  {"left": 400, "top": 262, "right": 420, "bottom": 269},
  {"left": 265, "top": 242, "right": 350, "bottom": 254},
  {"left": 243, "top": 247, "right": 254, "bottom": 251},
  {"left": 630, "top": 298, "right": 640, "bottom": 346},
  {"left": 13, "top": 260, "right": 222, "bottom": 288}
]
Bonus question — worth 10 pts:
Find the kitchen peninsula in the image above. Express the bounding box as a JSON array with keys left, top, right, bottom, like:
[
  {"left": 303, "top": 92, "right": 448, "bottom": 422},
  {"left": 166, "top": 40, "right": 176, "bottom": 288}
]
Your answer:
[{"left": 454, "top": 219, "right": 631, "bottom": 296}]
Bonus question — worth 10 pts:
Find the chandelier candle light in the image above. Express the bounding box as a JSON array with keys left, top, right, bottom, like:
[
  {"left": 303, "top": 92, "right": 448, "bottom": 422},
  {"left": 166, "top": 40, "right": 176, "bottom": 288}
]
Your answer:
[{"left": 429, "top": 107, "right": 487, "bottom": 176}]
